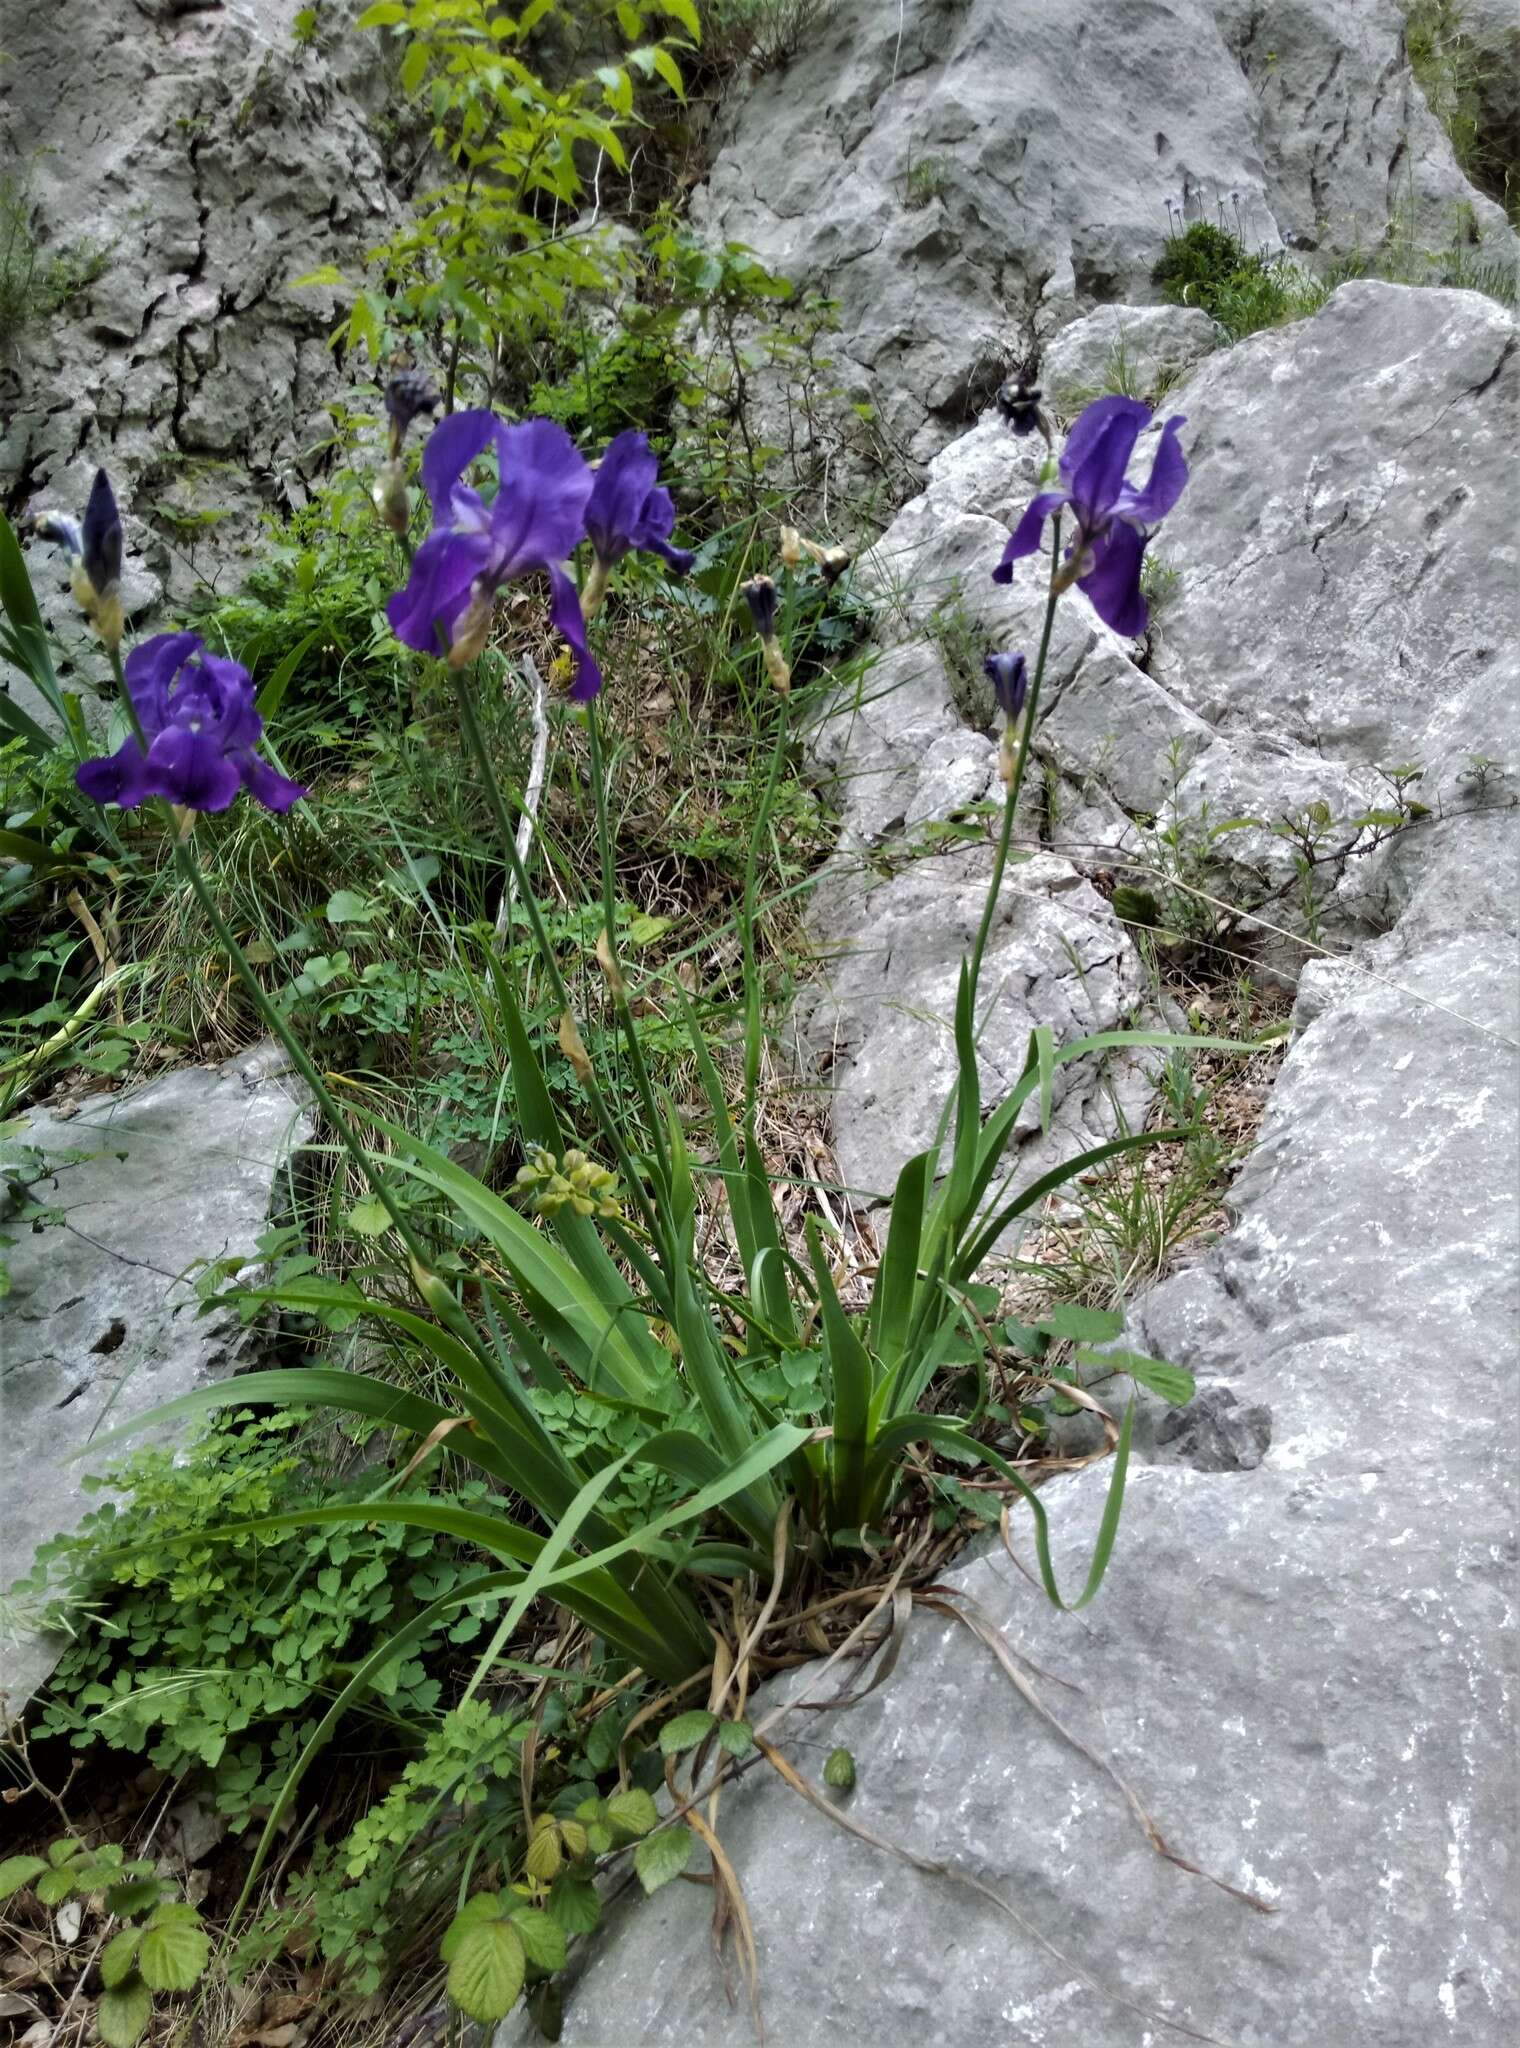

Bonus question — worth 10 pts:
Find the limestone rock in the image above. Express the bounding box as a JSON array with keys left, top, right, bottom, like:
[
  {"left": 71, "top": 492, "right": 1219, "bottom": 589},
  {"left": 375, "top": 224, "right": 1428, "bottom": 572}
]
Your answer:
[
  {"left": 496, "top": 469, "right": 1520, "bottom": 2048},
  {"left": 1038, "top": 302, "right": 1225, "bottom": 413},
  {"left": 1152, "top": 280, "right": 1519, "bottom": 773},
  {"left": 0, "top": 1044, "right": 312, "bottom": 1708},
  {"left": 0, "top": 0, "right": 400, "bottom": 626},
  {"left": 798, "top": 848, "right": 1145, "bottom": 1203},
  {"left": 690, "top": 0, "right": 1517, "bottom": 478}
]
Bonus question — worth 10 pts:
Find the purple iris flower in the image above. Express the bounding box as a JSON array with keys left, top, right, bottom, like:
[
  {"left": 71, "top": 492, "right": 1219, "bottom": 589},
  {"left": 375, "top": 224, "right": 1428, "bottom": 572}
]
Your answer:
[
  {"left": 993, "top": 396, "right": 1187, "bottom": 638},
  {"left": 387, "top": 411, "right": 602, "bottom": 699},
  {"left": 983, "top": 651, "right": 1027, "bottom": 720},
  {"left": 584, "top": 430, "right": 694, "bottom": 575},
  {"left": 76, "top": 633, "right": 306, "bottom": 814}
]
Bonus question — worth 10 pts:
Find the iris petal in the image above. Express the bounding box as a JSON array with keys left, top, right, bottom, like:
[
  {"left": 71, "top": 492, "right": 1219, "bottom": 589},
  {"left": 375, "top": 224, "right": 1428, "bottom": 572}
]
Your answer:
[
  {"left": 76, "top": 739, "right": 152, "bottom": 809},
  {"left": 146, "top": 724, "right": 243, "bottom": 812},
  {"left": 585, "top": 430, "right": 661, "bottom": 566},
  {"left": 1113, "top": 414, "right": 1189, "bottom": 529},
  {"left": 992, "top": 490, "right": 1069, "bottom": 583},
  {"left": 387, "top": 527, "right": 494, "bottom": 656},
  {"left": 1077, "top": 522, "right": 1148, "bottom": 637},
  {"left": 1066, "top": 403, "right": 1149, "bottom": 529},
  {"left": 1059, "top": 396, "right": 1150, "bottom": 491},
  {"left": 549, "top": 564, "right": 603, "bottom": 702},
  {"left": 124, "top": 631, "right": 200, "bottom": 741},
  {"left": 490, "top": 419, "right": 594, "bottom": 575},
  {"left": 236, "top": 753, "right": 308, "bottom": 813},
  {"left": 420, "top": 410, "right": 505, "bottom": 515}
]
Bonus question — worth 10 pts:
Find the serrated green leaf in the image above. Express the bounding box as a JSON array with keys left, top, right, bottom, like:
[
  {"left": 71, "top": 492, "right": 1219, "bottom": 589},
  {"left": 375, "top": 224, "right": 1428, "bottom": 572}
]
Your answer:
[
  {"left": 524, "top": 1817, "right": 563, "bottom": 1883},
  {"left": 138, "top": 1912, "right": 210, "bottom": 1991},
  {"left": 650, "top": 44, "right": 685, "bottom": 98},
  {"left": 446, "top": 1915, "right": 525, "bottom": 2023},
  {"left": 400, "top": 39, "right": 430, "bottom": 94},
  {"left": 104, "top": 1878, "right": 164, "bottom": 1917},
  {"left": 605, "top": 1786, "right": 658, "bottom": 1836},
  {"left": 441, "top": 1890, "right": 507, "bottom": 1963},
  {"left": 48, "top": 1838, "right": 85, "bottom": 1866},
  {"left": 98, "top": 1977, "right": 153, "bottom": 2048},
  {"left": 547, "top": 1873, "right": 600, "bottom": 1935},
  {"left": 101, "top": 1926, "right": 143, "bottom": 1989},
  {"left": 0, "top": 1854, "right": 46, "bottom": 1899},
  {"left": 510, "top": 1906, "right": 568, "bottom": 1972},
  {"left": 35, "top": 1865, "right": 79, "bottom": 1905},
  {"left": 717, "top": 1717, "right": 754, "bottom": 1757},
  {"left": 658, "top": 1708, "right": 715, "bottom": 1757},
  {"left": 634, "top": 1824, "right": 693, "bottom": 1895}
]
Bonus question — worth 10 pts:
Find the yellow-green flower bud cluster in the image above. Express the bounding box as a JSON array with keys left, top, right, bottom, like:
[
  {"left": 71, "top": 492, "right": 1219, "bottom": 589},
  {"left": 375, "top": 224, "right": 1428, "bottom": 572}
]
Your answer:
[{"left": 515, "top": 1145, "right": 622, "bottom": 1220}]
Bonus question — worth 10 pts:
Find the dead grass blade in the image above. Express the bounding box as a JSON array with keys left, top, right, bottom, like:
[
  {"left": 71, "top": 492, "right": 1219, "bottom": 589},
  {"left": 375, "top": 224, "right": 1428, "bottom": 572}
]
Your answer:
[{"left": 680, "top": 1787, "right": 764, "bottom": 2040}]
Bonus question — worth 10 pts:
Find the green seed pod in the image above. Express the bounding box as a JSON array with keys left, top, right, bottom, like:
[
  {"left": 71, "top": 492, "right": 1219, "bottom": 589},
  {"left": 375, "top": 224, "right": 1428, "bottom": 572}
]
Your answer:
[{"left": 823, "top": 1746, "right": 856, "bottom": 1793}]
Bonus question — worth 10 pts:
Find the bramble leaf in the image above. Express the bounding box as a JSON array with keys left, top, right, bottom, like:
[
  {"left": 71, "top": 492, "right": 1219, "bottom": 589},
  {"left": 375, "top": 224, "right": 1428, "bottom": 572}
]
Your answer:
[
  {"left": 446, "top": 1915, "right": 526, "bottom": 2022},
  {"left": 658, "top": 1709, "right": 715, "bottom": 1757},
  {"left": 634, "top": 1824, "right": 693, "bottom": 1894}
]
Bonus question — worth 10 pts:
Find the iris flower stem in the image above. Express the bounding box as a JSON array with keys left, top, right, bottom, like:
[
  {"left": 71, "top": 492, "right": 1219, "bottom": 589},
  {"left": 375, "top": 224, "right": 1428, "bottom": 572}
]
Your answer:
[
  {"left": 102, "top": 646, "right": 437, "bottom": 1273},
  {"left": 584, "top": 700, "right": 668, "bottom": 1177},
  {"left": 447, "top": 667, "right": 663, "bottom": 1246},
  {"left": 966, "top": 513, "right": 1064, "bottom": 1007},
  {"left": 742, "top": 689, "right": 791, "bottom": 1129}
]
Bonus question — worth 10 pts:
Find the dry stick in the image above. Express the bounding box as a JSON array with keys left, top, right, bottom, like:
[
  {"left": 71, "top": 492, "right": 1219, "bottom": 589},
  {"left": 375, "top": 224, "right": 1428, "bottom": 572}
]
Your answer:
[
  {"left": 494, "top": 653, "right": 552, "bottom": 938},
  {"left": 754, "top": 1736, "right": 1240, "bottom": 2048}
]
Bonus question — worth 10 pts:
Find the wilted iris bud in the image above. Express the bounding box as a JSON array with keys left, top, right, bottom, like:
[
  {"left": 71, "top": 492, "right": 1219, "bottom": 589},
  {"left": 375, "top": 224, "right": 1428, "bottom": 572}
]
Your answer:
[
  {"left": 31, "top": 511, "right": 82, "bottom": 555},
  {"left": 372, "top": 460, "right": 410, "bottom": 536},
  {"left": 448, "top": 583, "right": 494, "bottom": 669},
  {"left": 995, "top": 372, "right": 1048, "bottom": 442},
  {"left": 384, "top": 368, "right": 441, "bottom": 460},
  {"left": 740, "top": 574, "right": 790, "bottom": 694},
  {"left": 780, "top": 525, "right": 851, "bottom": 586},
  {"left": 33, "top": 469, "right": 125, "bottom": 650}
]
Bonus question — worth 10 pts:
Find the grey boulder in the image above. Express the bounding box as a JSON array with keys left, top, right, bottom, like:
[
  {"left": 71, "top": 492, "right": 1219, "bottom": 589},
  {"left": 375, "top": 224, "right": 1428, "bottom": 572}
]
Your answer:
[
  {"left": 689, "top": 0, "right": 1517, "bottom": 478},
  {"left": 1, "top": 1045, "right": 311, "bottom": 1709}
]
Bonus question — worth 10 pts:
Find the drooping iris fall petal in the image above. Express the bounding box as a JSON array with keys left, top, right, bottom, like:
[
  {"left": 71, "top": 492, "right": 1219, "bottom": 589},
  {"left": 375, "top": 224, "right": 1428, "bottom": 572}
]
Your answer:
[{"left": 584, "top": 430, "right": 694, "bottom": 574}]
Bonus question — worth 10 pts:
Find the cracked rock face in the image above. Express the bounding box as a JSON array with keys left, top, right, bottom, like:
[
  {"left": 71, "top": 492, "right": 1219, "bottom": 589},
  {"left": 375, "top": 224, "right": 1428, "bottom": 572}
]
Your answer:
[
  {"left": 1, "top": 1046, "right": 311, "bottom": 1708},
  {"left": 798, "top": 847, "right": 1146, "bottom": 1205},
  {"left": 691, "top": 0, "right": 1516, "bottom": 480},
  {"left": 0, "top": 0, "right": 397, "bottom": 627}
]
